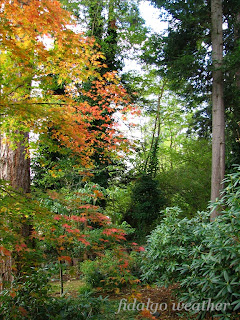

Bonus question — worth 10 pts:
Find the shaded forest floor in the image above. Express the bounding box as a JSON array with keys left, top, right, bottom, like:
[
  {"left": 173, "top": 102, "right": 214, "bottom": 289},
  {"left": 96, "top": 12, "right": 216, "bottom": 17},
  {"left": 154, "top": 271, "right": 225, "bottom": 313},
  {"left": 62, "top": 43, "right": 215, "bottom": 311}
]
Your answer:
[{"left": 51, "top": 280, "right": 195, "bottom": 319}]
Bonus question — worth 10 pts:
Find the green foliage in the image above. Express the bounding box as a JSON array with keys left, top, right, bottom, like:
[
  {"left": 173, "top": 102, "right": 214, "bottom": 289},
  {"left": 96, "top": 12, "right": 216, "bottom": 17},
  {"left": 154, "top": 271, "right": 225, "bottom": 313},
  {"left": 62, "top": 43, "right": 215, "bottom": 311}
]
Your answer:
[
  {"left": 31, "top": 143, "right": 83, "bottom": 192},
  {"left": 124, "top": 68, "right": 211, "bottom": 219},
  {"left": 80, "top": 250, "right": 139, "bottom": 291},
  {"left": 0, "top": 268, "right": 51, "bottom": 320},
  {"left": 90, "top": 299, "right": 140, "bottom": 320},
  {"left": 124, "top": 174, "right": 166, "bottom": 240},
  {"left": 128, "top": 251, "right": 145, "bottom": 281},
  {"left": 141, "top": 207, "right": 209, "bottom": 286},
  {"left": 143, "top": 0, "right": 211, "bottom": 104},
  {"left": 141, "top": 165, "right": 240, "bottom": 319},
  {"left": 178, "top": 167, "right": 240, "bottom": 319},
  {"left": 105, "top": 186, "right": 132, "bottom": 224},
  {"left": 145, "top": 0, "right": 240, "bottom": 167},
  {"left": 78, "top": 283, "right": 93, "bottom": 295},
  {"left": 129, "top": 174, "right": 165, "bottom": 221},
  {"left": 63, "top": 0, "right": 147, "bottom": 74},
  {"left": 157, "top": 138, "right": 212, "bottom": 217},
  {"left": 45, "top": 293, "right": 108, "bottom": 320},
  {"left": 0, "top": 267, "right": 109, "bottom": 320},
  {"left": 80, "top": 259, "right": 105, "bottom": 288}
]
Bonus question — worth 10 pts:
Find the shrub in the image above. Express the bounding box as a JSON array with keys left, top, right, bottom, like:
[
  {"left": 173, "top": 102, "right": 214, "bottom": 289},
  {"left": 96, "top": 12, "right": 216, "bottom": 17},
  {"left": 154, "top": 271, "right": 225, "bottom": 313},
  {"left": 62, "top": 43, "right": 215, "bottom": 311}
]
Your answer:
[
  {"left": 0, "top": 267, "right": 108, "bottom": 320},
  {"left": 141, "top": 207, "right": 209, "bottom": 286},
  {"left": 0, "top": 267, "right": 52, "bottom": 320},
  {"left": 141, "top": 165, "right": 240, "bottom": 319},
  {"left": 46, "top": 292, "right": 108, "bottom": 320},
  {"left": 178, "top": 167, "right": 240, "bottom": 319},
  {"left": 80, "top": 250, "right": 139, "bottom": 291},
  {"left": 124, "top": 174, "right": 166, "bottom": 241}
]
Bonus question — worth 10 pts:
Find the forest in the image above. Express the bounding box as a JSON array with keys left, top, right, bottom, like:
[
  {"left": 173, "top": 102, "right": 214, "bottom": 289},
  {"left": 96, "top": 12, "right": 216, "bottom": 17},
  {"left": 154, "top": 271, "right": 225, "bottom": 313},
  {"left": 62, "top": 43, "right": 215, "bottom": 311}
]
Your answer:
[{"left": 0, "top": 0, "right": 240, "bottom": 319}]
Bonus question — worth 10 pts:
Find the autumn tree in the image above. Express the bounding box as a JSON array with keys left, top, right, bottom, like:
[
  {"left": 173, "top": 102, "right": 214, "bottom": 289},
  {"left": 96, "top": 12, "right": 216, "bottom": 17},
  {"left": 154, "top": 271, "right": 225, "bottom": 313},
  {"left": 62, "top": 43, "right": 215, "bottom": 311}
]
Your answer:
[
  {"left": 30, "top": 0, "right": 146, "bottom": 193},
  {"left": 0, "top": 0, "right": 102, "bottom": 246},
  {"left": 0, "top": 0, "right": 137, "bottom": 293},
  {"left": 60, "top": 0, "right": 147, "bottom": 189}
]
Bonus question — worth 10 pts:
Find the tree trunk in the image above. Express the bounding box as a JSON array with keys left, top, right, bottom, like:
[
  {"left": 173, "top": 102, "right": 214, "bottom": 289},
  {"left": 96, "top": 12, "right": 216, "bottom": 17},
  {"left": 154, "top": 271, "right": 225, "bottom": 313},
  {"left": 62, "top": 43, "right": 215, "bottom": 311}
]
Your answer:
[
  {"left": 210, "top": 0, "right": 225, "bottom": 221},
  {"left": 144, "top": 82, "right": 165, "bottom": 176},
  {"left": 0, "top": 133, "right": 30, "bottom": 193},
  {"left": 0, "top": 132, "right": 31, "bottom": 288},
  {"left": 235, "top": 13, "right": 240, "bottom": 88},
  {"left": 59, "top": 260, "right": 64, "bottom": 296}
]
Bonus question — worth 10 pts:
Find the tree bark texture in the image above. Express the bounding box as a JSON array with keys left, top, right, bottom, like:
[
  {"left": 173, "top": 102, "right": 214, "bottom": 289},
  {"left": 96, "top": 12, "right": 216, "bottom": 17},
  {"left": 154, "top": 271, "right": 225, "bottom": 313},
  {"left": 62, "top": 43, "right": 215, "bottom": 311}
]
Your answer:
[
  {"left": 0, "top": 133, "right": 30, "bottom": 193},
  {"left": 0, "top": 132, "right": 30, "bottom": 289},
  {"left": 210, "top": 0, "right": 225, "bottom": 220}
]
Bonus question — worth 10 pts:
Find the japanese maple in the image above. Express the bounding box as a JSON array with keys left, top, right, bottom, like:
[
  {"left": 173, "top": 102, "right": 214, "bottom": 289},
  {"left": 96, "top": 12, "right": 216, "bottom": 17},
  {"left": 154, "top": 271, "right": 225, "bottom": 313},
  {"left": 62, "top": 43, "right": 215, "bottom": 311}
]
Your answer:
[{"left": 0, "top": 0, "right": 139, "bottom": 297}]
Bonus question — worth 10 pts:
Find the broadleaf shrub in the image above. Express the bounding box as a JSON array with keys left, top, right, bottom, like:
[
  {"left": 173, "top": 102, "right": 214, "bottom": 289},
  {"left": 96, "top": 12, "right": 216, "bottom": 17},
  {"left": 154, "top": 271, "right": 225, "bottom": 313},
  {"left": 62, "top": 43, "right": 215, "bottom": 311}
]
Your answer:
[
  {"left": 80, "top": 250, "right": 139, "bottom": 291},
  {"left": 141, "top": 207, "right": 209, "bottom": 286},
  {"left": 141, "top": 165, "right": 240, "bottom": 319},
  {"left": 0, "top": 267, "right": 51, "bottom": 320},
  {"left": 0, "top": 267, "right": 108, "bottom": 320}
]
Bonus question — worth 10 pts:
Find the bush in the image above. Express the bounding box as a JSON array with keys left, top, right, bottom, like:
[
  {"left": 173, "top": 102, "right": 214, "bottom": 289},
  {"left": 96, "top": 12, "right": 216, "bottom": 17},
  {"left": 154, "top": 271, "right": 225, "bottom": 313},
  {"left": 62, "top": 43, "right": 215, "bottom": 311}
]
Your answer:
[
  {"left": 0, "top": 267, "right": 52, "bottom": 320},
  {"left": 46, "top": 292, "right": 108, "bottom": 320},
  {"left": 0, "top": 267, "right": 108, "bottom": 320},
  {"left": 141, "top": 166, "right": 240, "bottom": 319},
  {"left": 178, "top": 167, "right": 240, "bottom": 319},
  {"left": 125, "top": 174, "right": 166, "bottom": 241},
  {"left": 141, "top": 207, "right": 209, "bottom": 286},
  {"left": 80, "top": 250, "right": 139, "bottom": 292}
]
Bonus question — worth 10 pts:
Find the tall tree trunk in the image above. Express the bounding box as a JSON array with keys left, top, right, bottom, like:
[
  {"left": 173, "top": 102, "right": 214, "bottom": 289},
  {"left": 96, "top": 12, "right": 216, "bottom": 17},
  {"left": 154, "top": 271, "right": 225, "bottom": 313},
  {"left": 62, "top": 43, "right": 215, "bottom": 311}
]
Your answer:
[
  {"left": 210, "top": 0, "right": 225, "bottom": 221},
  {"left": 0, "top": 0, "right": 32, "bottom": 284},
  {"left": 235, "top": 13, "right": 240, "bottom": 88}
]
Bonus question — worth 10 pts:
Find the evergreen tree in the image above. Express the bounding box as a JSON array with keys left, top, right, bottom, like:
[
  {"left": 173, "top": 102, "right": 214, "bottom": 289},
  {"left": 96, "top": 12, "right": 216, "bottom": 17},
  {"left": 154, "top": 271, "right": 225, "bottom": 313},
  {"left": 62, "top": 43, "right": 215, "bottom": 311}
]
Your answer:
[{"left": 144, "top": 0, "right": 240, "bottom": 215}]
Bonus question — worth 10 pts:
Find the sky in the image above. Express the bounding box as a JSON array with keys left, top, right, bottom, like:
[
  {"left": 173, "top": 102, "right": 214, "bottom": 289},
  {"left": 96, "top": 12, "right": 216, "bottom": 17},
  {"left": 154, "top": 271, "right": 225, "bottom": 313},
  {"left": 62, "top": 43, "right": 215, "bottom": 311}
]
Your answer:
[
  {"left": 123, "top": 1, "right": 167, "bottom": 73},
  {"left": 139, "top": 0, "right": 168, "bottom": 34},
  {"left": 120, "top": 1, "right": 168, "bottom": 144}
]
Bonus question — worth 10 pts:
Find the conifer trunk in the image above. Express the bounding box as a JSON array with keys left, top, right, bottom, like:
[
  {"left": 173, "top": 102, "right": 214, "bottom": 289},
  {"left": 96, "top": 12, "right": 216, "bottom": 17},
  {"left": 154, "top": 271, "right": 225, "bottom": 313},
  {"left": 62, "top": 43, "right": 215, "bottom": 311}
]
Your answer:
[
  {"left": 235, "top": 13, "right": 240, "bottom": 88},
  {"left": 210, "top": 0, "right": 225, "bottom": 220},
  {"left": 0, "top": 133, "right": 30, "bottom": 193},
  {"left": 0, "top": 132, "right": 31, "bottom": 287}
]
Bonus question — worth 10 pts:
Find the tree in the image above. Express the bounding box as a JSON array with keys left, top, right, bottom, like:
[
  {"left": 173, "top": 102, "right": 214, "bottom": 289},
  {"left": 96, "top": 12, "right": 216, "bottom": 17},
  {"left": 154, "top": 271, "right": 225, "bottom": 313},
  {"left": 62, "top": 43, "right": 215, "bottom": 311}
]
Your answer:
[
  {"left": 57, "top": 0, "right": 147, "bottom": 190},
  {"left": 125, "top": 174, "right": 166, "bottom": 241},
  {"left": 62, "top": 0, "right": 148, "bottom": 72},
  {"left": 0, "top": 0, "right": 137, "bottom": 292},
  {"left": 146, "top": 0, "right": 239, "bottom": 218},
  {"left": 0, "top": 0, "right": 136, "bottom": 179},
  {"left": 0, "top": 0, "right": 104, "bottom": 248},
  {"left": 210, "top": 0, "right": 225, "bottom": 219},
  {"left": 123, "top": 64, "right": 212, "bottom": 218}
]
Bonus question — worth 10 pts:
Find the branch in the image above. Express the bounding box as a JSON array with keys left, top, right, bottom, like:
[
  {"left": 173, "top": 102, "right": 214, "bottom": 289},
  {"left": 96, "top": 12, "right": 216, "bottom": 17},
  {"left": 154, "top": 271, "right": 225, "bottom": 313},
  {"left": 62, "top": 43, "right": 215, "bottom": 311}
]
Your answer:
[{"left": 0, "top": 102, "right": 68, "bottom": 106}]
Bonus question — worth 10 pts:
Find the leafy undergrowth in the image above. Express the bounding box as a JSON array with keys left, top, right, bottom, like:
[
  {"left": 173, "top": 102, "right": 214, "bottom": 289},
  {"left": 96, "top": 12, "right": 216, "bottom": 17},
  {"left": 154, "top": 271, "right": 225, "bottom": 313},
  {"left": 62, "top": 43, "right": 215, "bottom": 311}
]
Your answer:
[
  {"left": 50, "top": 280, "right": 85, "bottom": 297},
  {"left": 50, "top": 280, "right": 196, "bottom": 319}
]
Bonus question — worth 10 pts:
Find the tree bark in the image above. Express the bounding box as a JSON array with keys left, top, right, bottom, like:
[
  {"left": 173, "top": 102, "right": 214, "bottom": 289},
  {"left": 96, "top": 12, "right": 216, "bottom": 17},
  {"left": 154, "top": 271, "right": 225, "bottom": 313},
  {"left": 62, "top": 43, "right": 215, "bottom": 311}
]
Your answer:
[
  {"left": 235, "top": 13, "right": 240, "bottom": 88},
  {"left": 0, "top": 133, "right": 30, "bottom": 193},
  {"left": 210, "top": 0, "right": 225, "bottom": 220},
  {"left": 0, "top": 132, "right": 31, "bottom": 288}
]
